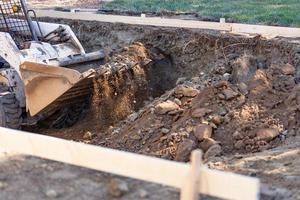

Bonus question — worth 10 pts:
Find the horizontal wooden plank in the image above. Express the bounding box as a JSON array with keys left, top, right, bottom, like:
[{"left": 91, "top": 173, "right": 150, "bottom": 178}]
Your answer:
[
  {"left": 0, "top": 127, "right": 259, "bottom": 199},
  {"left": 35, "top": 10, "right": 300, "bottom": 38},
  {"left": 231, "top": 23, "right": 300, "bottom": 38},
  {"left": 35, "top": 10, "right": 232, "bottom": 31}
]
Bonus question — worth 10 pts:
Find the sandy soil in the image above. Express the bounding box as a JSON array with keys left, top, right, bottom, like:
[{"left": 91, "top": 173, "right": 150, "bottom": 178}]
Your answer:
[{"left": 1, "top": 18, "right": 300, "bottom": 199}]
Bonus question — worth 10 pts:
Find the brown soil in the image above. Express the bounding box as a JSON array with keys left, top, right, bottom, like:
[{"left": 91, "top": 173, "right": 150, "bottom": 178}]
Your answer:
[
  {"left": 8, "top": 18, "right": 300, "bottom": 199},
  {"left": 34, "top": 18, "right": 300, "bottom": 157}
]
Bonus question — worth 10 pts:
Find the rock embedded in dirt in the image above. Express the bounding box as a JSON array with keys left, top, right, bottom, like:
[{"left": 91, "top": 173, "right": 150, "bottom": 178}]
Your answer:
[
  {"left": 194, "top": 124, "right": 213, "bottom": 141},
  {"left": 174, "top": 85, "right": 199, "bottom": 98},
  {"left": 191, "top": 108, "right": 212, "bottom": 118},
  {"left": 222, "top": 88, "right": 239, "bottom": 100},
  {"left": 199, "top": 138, "right": 218, "bottom": 152},
  {"left": 175, "top": 139, "right": 196, "bottom": 162},
  {"left": 154, "top": 100, "right": 180, "bottom": 115},
  {"left": 256, "top": 128, "right": 280, "bottom": 142},
  {"left": 204, "top": 144, "right": 222, "bottom": 160},
  {"left": 108, "top": 178, "right": 129, "bottom": 197}
]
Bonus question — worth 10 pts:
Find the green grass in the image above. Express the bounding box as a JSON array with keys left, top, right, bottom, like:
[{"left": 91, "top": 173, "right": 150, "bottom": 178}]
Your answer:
[{"left": 102, "top": 0, "right": 300, "bottom": 27}]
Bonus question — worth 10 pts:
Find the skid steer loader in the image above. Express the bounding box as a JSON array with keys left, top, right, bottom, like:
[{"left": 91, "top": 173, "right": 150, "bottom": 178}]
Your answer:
[{"left": 0, "top": 0, "right": 105, "bottom": 129}]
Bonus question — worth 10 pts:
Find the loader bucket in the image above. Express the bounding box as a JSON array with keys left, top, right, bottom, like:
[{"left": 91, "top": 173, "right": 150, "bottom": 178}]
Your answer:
[{"left": 20, "top": 61, "right": 95, "bottom": 116}]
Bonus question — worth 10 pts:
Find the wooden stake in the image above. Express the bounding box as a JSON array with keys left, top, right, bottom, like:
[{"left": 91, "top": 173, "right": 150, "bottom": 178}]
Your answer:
[{"left": 180, "top": 150, "right": 202, "bottom": 200}]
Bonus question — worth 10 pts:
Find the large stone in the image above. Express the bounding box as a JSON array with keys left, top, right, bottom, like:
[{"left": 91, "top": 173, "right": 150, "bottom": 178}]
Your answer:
[
  {"left": 174, "top": 85, "right": 199, "bottom": 98},
  {"left": 154, "top": 100, "right": 180, "bottom": 115},
  {"left": 175, "top": 139, "right": 196, "bottom": 162},
  {"left": 108, "top": 179, "right": 129, "bottom": 197},
  {"left": 194, "top": 124, "right": 212, "bottom": 141},
  {"left": 191, "top": 108, "right": 212, "bottom": 118},
  {"left": 256, "top": 128, "right": 280, "bottom": 142}
]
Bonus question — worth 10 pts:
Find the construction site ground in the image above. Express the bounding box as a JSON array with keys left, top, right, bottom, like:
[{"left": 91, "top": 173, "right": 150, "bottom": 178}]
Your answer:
[{"left": 1, "top": 16, "right": 300, "bottom": 199}]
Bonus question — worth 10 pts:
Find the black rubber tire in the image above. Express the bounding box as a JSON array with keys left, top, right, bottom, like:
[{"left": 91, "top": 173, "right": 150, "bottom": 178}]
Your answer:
[
  {"left": 38, "top": 101, "right": 89, "bottom": 129},
  {"left": 0, "top": 92, "right": 22, "bottom": 129}
]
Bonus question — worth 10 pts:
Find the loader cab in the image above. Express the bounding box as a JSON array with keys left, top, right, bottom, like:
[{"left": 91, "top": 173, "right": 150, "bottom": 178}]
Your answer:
[{"left": 0, "top": 0, "right": 38, "bottom": 49}]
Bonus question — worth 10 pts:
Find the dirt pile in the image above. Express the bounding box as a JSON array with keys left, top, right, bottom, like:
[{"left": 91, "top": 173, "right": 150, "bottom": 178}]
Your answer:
[
  {"left": 35, "top": 19, "right": 300, "bottom": 162},
  {"left": 91, "top": 61, "right": 300, "bottom": 161}
]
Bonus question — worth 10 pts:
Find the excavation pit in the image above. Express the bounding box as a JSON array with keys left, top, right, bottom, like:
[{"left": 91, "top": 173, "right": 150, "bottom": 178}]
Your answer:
[{"left": 31, "top": 18, "right": 300, "bottom": 161}]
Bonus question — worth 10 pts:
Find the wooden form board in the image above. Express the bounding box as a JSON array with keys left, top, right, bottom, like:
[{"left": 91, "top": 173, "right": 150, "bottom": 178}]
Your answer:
[
  {"left": 0, "top": 127, "right": 259, "bottom": 200},
  {"left": 35, "top": 10, "right": 231, "bottom": 31},
  {"left": 35, "top": 10, "right": 300, "bottom": 38}
]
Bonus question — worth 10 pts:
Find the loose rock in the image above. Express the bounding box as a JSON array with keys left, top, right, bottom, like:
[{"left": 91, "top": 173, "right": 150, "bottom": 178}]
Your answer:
[
  {"left": 191, "top": 108, "right": 212, "bottom": 118},
  {"left": 161, "top": 128, "right": 170, "bottom": 134},
  {"left": 108, "top": 179, "right": 129, "bottom": 197},
  {"left": 218, "top": 107, "right": 228, "bottom": 116},
  {"left": 204, "top": 144, "right": 222, "bottom": 160},
  {"left": 238, "top": 82, "right": 248, "bottom": 95},
  {"left": 222, "top": 89, "right": 239, "bottom": 100},
  {"left": 211, "top": 115, "right": 223, "bottom": 125},
  {"left": 223, "top": 73, "right": 231, "bottom": 81},
  {"left": 175, "top": 139, "right": 196, "bottom": 162},
  {"left": 199, "top": 138, "right": 218, "bottom": 152},
  {"left": 174, "top": 85, "right": 199, "bottom": 98},
  {"left": 174, "top": 98, "right": 182, "bottom": 106},
  {"left": 256, "top": 128, "right": 280, "bottom": 142},
  {"left": 194, "top": 124, "right": 213, "bottom": 141},
  {"left": 155, "top": 100, "right": 180, "bottom": 115}
]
